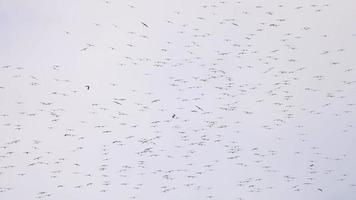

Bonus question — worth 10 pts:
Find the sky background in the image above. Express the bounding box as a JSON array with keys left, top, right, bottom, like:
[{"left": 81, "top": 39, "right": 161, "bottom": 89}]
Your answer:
[{"left": 0, "top": 0, "right": 356, "bottom": 199}]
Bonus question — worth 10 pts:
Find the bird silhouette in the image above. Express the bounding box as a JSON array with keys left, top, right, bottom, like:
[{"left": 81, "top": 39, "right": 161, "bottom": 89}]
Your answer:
[{"left": 141, "top": 22, "right": 149, "bottom": 28}]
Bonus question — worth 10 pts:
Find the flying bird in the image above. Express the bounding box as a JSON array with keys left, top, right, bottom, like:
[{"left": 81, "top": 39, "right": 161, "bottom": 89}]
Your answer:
[
  {"left": 141, "top": 22, "right": 149, "bottom": 28},
  {"left": 195, "top": 105, "right": 204, "bottom": 111}
]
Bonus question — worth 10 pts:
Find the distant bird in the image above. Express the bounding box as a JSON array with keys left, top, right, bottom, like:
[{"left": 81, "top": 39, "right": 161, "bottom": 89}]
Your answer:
[
  {"left": 195, "top": 105, "right": 204, "bottom": 111},
  {"left": 85, "top": 85, "right": 90, "bottom": 90},
  {"left": 113, "top": 101, "right": 121, "bottom": 105},
  {"left": 141, "top": 22, "right": 149, "bottom": 28},
  {"left": 317, "top": 188, "right": 323, "bottom": 192},
  {"left": 172, "top": 114, "right": 176, "bottom": 118}
]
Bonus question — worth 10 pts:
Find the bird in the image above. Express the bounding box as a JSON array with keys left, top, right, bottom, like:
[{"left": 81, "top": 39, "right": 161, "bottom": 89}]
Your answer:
[
  {"left": 195, "top": 105, "right": 204, "bottom": 111},
  {"left": 141, "top": 22, "right": 149, "bottom": 28}
]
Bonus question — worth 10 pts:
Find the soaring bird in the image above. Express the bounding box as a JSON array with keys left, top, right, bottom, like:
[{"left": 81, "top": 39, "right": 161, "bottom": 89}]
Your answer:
[
  {"left": 195, "top": 105, "right": 204, "bottom": 111},
  {"left": 141, "top": 22, "right": 149, "bottom": 28},
  {"left": 85, "top": 85, "right": 90, "bottom": 90}
]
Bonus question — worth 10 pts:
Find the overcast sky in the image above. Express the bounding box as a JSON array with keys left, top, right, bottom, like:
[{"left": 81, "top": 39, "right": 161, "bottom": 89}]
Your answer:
[{"left": 0, "top": 0, "right": 356, "bottom": 199}]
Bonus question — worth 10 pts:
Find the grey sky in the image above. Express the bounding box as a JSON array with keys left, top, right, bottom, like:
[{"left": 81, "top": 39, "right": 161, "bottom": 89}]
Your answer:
[{"left": 0, "top": 0, "right": 356, "bottom": 199}]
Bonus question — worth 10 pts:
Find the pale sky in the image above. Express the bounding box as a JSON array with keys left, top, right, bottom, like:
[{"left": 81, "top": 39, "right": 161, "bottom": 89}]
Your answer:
[{"left": 0, "top": 0, "right": 356, "bottom": 199}]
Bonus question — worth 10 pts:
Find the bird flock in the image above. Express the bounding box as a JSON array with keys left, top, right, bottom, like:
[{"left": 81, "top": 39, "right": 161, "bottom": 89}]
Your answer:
[{"left": 1, "top": 0, "right": 356, "bottom": 199}]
